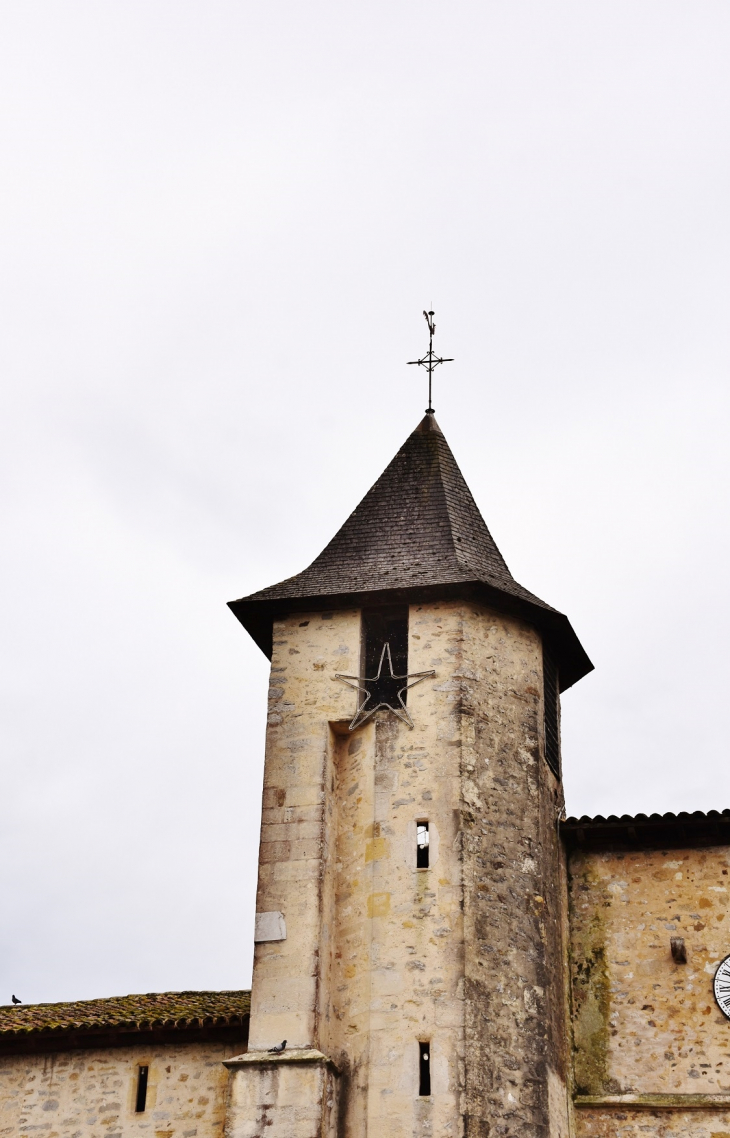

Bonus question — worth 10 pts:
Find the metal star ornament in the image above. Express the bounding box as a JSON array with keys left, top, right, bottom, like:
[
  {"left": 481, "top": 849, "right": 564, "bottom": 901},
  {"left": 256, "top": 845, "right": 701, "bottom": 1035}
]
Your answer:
[{"left": 335, "top": 642, "right": 435, "bottom": 731}]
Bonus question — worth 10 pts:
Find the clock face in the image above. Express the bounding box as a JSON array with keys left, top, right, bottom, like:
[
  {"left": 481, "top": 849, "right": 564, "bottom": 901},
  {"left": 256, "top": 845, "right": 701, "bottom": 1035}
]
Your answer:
[{"left": 713, "top": 955, "right": 730, "bottom": 1019}]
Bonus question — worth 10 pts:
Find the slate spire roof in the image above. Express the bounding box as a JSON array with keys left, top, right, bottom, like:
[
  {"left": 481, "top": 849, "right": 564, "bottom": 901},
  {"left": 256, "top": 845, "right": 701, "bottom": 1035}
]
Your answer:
[{"left": 229, "top": 412, "right": 592, "bottom": 689}]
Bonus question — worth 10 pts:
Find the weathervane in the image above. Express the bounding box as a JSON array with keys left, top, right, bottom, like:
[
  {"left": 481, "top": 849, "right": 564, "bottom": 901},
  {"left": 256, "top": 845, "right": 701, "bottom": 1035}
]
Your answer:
[{"left": 407, "top": 310, "right": 453, "bottom": 414}]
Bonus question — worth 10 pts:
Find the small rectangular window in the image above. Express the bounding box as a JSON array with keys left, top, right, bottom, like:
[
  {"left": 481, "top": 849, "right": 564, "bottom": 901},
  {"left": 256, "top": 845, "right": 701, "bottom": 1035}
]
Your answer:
[
  {"left": 135, "top": 1065, "right": 149, "bottom": 1113},
  {"left": 418, "top": 1041, "right": 431, "bottom": 1096},
  {"left": 543, "top": 648, "right": 560, "bottom": 779},
  {"left": 416, "top": 822, "right": 429, "bottom": 869}
]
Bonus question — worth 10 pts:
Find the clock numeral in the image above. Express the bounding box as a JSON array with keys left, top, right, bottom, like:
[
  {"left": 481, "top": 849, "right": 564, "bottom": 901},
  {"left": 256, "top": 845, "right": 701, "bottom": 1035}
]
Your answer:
[{"left": 714, "top": 955, "right": 730, "bottom": 1017}]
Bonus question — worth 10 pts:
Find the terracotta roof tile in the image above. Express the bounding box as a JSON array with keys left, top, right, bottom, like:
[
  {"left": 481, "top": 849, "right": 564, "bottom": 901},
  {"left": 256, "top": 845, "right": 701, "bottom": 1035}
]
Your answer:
[
  {"left": 562, "top": 809, "right": 730, "bottom": 851},
  {"left": 0, "top": 989, "right": 250, "bottom": 1039}
]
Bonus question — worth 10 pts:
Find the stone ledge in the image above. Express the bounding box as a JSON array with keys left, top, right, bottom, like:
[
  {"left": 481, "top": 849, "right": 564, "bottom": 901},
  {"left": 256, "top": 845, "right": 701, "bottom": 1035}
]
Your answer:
[
  {"left": 224, "top": 1048, "right": 340, "bottom": 1075},
  {"left": 575, "top": 1094, "right": 730, "bottom": 1111}
]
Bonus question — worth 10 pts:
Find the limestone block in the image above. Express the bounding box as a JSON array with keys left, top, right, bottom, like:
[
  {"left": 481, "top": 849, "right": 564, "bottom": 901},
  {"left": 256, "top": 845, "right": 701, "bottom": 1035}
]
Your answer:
[
  {"left": 224, "top": 1050, "right": 339, "bottom": 1138},
  {"left": 575, "top": 1105, "right": 730, "bottom": 1137},
  {"left": 249, "top": 974, "right": 318, "bottom": 1050}
]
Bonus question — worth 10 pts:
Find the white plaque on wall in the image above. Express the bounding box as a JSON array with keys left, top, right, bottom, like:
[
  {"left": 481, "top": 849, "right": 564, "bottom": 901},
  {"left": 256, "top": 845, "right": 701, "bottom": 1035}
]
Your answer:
[{"left": 254, "top": 911, "right": 287, "bottom": 943}]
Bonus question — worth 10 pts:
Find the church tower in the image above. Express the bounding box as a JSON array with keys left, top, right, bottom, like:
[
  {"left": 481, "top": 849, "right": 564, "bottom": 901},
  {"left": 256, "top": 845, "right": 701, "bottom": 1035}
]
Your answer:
[{"left": 226, "top": 405, "right": 592, "bottom": 1137}]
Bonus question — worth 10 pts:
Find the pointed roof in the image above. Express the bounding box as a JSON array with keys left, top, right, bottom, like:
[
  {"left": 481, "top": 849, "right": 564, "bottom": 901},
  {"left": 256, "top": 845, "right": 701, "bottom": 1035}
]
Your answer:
[{"left": 229, "top": 413, "right": 592, "bottom": 689}]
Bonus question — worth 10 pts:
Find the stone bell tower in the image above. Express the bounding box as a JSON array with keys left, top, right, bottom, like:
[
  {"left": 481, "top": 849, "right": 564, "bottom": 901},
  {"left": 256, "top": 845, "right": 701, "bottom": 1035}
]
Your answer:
[{"left": 226, "top": 411, "right": 592, "bottom": 1138}]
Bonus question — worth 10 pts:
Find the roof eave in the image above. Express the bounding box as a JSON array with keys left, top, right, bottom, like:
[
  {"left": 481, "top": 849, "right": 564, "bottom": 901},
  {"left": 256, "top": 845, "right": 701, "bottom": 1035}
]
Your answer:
[
  {"left": 0, "top": 1018, "right": 249, "bottom": 1056},
  {"left": 228, "top": 580, "right": 593, "bottom": 691},
  {"left": 561, "top": 809, "right": 730, "bottom": 852}
]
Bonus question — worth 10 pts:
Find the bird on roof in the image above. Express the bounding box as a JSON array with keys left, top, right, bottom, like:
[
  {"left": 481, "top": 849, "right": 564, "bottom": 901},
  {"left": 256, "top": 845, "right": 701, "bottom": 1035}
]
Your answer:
[
  {"left": 268, "top": 1039, "right": 286, "bottom": 1053},
  {"left": 11, "top": 995, "right": 21, "bottom": 1004}
]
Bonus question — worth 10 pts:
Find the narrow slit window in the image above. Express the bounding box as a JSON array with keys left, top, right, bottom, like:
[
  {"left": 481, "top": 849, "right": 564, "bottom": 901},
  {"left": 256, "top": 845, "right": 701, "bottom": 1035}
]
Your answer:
[
  {"left": 543, "top": 648, "right": 561, "bottom": 779},
  {"left": 361, "top": 606, "right": 409, "bottom": 710},
  {"left": 416, "top": 822, "right": 429, "bottom": 869},
  {"left": 419, "top": 1041, "right": 431, "bottom": 1096},
  {"left": 135, "top": 1065, "right": 149, "bottom": 1113}
]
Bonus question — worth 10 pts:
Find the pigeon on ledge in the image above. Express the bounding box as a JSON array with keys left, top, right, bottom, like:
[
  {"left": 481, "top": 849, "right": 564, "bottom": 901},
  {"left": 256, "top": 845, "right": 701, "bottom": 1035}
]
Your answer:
[
  {"left": 11, "top": 995, "right": 21, "bottom": 1005},
  {"left": 268, "top": 1040, "right": 287, "bottom": 1053}
]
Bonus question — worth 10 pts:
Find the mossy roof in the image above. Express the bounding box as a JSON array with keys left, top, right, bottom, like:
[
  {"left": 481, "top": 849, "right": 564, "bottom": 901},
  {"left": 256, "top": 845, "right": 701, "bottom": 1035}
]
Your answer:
[{"left": 0, "top": 989, "right": 250, "bottom": 1039}]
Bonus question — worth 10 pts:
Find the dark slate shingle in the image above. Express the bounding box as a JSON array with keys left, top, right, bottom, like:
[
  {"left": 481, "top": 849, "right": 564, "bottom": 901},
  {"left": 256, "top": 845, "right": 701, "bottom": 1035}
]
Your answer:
[{"left": 230, "top": 413, "right": 592, "bottom": 689}]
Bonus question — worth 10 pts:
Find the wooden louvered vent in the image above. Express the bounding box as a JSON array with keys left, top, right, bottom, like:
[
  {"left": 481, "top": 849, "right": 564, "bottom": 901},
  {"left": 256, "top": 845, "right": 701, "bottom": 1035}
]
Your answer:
[{"left": 543, "top": 649, "right": 560, "bottom": 779}]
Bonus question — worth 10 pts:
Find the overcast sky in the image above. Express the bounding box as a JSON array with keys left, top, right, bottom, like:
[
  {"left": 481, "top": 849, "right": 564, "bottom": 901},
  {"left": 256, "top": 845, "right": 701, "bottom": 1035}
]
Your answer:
[{"left": 2, "top": 2, "right": 729, "bottom": 1006}]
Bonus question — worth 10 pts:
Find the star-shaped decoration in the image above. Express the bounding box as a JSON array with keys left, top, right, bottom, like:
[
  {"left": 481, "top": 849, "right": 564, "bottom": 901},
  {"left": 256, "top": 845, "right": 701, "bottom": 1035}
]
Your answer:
[{"left": 335, "top": 642, "right": 435, "bottom": 731}]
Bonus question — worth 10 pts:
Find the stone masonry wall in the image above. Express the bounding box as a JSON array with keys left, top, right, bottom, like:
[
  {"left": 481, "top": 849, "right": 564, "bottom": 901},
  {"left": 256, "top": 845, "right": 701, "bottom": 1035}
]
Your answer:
[
  {"left": 569, "top": 844, "right": 730, "bottom": 1137},
  {"left": 321, "top": 603, "right": 466, "bottom": 1138},
  {"left": 0, "top": 1038, "right": 245, "bottom": 1138},
  {"left": 247, "top": 606, "right": 360, "bottom": 1053},
  {"left": 244, "top": 598, "right": 571, "bottom": 1138},
  {"left": 454, "top": 603, "right": 569, "bottom": 1138}
]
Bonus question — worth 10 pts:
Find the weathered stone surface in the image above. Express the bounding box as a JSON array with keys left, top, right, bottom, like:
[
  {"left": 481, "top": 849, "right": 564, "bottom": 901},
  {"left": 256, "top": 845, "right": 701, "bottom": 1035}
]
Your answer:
[
  {"left": 451, "top": 602, "right": 569, "bottom": 1138},
  {"left": 247, "top": 599, "right": 570, "bottom": 1136},
  {"left": 569, "top": 844, "right": 730, "bottom": 1136},
  {"left": 224, "top": 1052, "right": 338, "bottom": 1138},
  {"left": 247, "top": 606, "right": 360, "bottom": 1057},
  {"left": 570, "top": 845, "right": 730, "bottom": 1098},
  {"left": 576, "top": 1105, "right": 730, "bottom": 1136},
  {"left": 0, "top": 1039, "right": 244, "bottom": 1137}
]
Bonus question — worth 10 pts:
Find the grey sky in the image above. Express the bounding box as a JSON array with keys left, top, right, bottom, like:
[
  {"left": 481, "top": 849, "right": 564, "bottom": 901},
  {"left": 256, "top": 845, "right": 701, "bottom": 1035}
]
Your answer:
[{"left": 2, "top": 2, "right": 729, "bottom": 1005}]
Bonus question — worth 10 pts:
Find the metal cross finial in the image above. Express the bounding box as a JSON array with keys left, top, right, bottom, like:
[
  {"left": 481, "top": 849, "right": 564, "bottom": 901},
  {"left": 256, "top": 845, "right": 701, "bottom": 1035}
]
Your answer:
[{"left": 407, "top": 309, "right": 454, "bottom": 414}]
